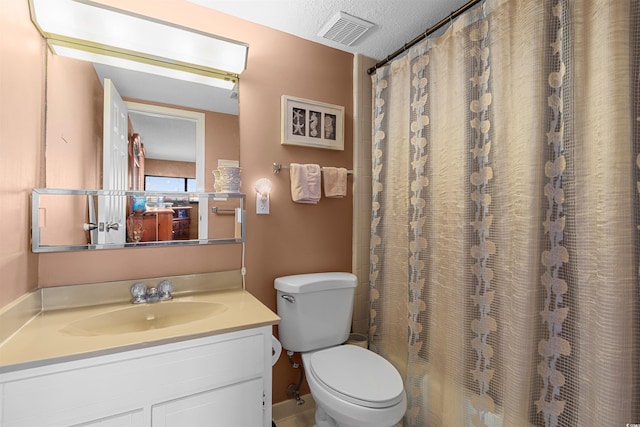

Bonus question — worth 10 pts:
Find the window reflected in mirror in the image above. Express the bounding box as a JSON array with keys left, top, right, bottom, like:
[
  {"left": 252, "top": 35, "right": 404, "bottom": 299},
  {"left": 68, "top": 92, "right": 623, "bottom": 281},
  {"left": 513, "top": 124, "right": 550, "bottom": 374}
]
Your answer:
[{"left": 145, "top": 176, "right": 197, "bottom": 192}]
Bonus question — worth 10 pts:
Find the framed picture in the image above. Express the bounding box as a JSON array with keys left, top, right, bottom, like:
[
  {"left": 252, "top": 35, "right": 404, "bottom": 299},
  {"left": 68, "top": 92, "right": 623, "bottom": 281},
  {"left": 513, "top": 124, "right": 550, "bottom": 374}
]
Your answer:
[{"left": 281, "top": 95, "right": 344, "bottom": 151}]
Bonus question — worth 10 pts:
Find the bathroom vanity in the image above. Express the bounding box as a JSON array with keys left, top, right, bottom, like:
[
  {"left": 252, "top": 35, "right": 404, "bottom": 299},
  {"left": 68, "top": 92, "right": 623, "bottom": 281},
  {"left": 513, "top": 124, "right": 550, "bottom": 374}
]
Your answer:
[
  {"left": 0, "top": 272, "right": 279, "bottom": 427},
  {"left": 0, "top": 328, "right": 269, "bottom": 427}
]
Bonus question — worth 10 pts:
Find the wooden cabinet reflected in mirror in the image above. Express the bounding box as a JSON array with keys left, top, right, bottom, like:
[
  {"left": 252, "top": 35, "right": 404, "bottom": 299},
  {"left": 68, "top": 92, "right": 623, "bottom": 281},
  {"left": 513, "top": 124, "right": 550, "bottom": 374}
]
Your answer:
[{"left": 134, "top": 206, "right": 194, "bottom": 243}]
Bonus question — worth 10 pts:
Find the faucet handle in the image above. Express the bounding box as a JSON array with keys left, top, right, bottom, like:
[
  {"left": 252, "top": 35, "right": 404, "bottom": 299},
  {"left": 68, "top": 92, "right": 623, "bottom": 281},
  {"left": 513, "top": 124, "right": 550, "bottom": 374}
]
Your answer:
[
  {"left": 158, "top": 280, "right": 173, "bottom": 301},
  {"left": 130, "top": 282, "right": 147, "bottom": 304}
]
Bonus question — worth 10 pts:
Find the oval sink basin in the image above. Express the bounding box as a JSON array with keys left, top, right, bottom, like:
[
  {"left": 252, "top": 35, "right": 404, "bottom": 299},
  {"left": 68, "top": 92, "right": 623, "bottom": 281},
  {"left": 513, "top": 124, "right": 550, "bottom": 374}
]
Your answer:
[{"left": 60, "top": 301, "right": 228, "bottom": 336}]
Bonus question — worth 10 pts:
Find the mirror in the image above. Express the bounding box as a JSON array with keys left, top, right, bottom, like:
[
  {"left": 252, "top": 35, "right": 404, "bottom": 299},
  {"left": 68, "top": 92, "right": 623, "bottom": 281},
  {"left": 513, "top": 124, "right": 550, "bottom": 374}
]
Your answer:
[
  {"left": 32, "top": 189, "right": 245, "bottom": 252},
  {"left": 45, "top": 51, "right": 239, "bottom": 190},
  {"left": 39, "top": 46, "right": 243, "bottom": 251}
]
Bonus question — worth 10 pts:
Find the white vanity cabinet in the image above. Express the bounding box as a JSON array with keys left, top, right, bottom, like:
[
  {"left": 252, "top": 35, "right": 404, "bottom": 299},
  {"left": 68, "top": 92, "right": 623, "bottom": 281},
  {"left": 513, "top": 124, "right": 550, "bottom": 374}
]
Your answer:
[{"left": 0, "top": 326, "right": 272, "bottom": 427}]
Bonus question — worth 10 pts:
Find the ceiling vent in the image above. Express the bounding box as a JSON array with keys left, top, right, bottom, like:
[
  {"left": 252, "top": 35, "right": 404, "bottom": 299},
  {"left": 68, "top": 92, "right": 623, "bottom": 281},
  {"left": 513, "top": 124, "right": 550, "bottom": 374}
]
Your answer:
[{"left": 318, "top": 12, "right": 375, "bottom": 46}]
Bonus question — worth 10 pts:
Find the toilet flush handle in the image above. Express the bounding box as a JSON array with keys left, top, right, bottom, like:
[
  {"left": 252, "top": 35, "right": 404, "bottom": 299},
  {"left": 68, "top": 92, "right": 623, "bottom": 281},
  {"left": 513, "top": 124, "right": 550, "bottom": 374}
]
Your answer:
[{"left": 281, "top": 294, "right": 295, "bottom": 303}]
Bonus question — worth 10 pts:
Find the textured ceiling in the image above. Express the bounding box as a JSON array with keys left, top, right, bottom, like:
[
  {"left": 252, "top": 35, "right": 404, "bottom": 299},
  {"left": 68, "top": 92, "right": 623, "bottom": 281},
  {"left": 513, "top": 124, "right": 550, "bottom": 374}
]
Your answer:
[{"left": 187, "top": 0, "right": 472, "bottom": 60}]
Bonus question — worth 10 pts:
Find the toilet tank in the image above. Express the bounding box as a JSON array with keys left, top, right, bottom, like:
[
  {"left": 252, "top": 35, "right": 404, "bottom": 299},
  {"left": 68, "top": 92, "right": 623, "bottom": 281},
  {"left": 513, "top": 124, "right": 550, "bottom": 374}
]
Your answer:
[{"left": 275, "top": 272, "right": 357, "bottom": 352}]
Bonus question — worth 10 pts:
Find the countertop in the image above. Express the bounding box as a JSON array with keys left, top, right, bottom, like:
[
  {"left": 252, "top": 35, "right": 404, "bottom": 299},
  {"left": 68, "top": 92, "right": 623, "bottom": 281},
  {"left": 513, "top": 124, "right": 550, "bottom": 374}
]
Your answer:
[{"left": 0, "top": 288, "right": 279, "bottom": 374}]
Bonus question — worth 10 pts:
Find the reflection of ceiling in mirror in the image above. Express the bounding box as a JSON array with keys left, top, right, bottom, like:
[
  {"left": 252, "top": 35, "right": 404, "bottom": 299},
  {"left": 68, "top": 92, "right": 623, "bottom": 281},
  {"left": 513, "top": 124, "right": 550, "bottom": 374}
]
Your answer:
[
  {"left": 129, "top": 112, "right": 197, "bottom": 162},
  {"left": 93, "top": 63, "right": 239, "bottom": 115}
]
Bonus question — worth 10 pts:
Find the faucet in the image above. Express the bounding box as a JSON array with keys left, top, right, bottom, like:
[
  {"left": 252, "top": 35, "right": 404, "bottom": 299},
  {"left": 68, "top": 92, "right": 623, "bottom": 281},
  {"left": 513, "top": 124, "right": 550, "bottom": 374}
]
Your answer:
[{"left": 130, "top": 280, "right": 173, "bottom": 304}]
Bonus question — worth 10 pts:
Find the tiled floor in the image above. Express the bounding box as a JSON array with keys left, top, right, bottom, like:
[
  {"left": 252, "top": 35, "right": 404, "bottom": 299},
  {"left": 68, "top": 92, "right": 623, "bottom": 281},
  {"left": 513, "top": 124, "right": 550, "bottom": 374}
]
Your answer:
[
  {"left": 273, "top": 407, "right": 316, "bottom": 427},
  {"left": 273, "top": 405, "right": 405, "bottom": 427}
]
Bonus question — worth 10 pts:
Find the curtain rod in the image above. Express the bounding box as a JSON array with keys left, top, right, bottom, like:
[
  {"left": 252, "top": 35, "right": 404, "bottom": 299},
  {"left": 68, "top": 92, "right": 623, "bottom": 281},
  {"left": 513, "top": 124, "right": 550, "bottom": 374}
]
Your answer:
[{"left": 367, "top": 0, "right": 484, "bottom": 75}]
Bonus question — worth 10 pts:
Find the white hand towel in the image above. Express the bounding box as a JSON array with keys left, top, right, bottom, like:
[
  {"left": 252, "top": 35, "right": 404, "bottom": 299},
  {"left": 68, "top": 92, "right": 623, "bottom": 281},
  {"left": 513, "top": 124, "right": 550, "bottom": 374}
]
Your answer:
[
  {"left": 322, "top": 167, "right": 347, "bottom": 198},
  {"left": 290, "top": 163, "right": 321, "bottom": 204}
]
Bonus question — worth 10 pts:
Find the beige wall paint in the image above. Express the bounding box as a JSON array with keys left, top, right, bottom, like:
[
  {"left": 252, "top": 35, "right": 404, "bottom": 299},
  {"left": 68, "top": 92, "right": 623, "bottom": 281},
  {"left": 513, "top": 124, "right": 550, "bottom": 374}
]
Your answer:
[
  {"left": 0, "top": 0, "right": 45, "bottom": 307},
  {"left": 2, "top": 0, "right": 354, "bottom": 405},
  {"left": 234, "top": 9, "right": 354, "bottom": 402},
  {"left": 205, "top": 111, "right": 240, "bottom": 191},
  {"left": 45, "top": 54, "right": 103, "bottom": 189}
]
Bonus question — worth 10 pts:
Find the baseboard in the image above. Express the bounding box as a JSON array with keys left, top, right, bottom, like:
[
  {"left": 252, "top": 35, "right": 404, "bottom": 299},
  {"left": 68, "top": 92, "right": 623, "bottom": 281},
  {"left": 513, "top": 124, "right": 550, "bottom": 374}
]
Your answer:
[{"left": 272, "top": 394, "right": 315, "bottom": 421}]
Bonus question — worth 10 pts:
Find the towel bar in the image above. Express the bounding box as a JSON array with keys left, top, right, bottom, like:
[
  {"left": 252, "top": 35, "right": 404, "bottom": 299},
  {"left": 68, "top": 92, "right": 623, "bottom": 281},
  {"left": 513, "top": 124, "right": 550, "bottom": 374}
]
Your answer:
[
  {"left": 211, "top": 207, "right": 236, "bottom": 215},
  {"left": 272, "top": 162, "right": 353, "bottom": 175}
]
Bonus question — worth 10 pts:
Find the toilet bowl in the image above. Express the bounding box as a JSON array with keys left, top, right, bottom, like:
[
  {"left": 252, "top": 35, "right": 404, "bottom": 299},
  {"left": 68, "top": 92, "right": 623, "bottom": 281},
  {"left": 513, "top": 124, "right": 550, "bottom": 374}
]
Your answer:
[{"left": 302, "top": 345, "right": 407, "bottom": 427}]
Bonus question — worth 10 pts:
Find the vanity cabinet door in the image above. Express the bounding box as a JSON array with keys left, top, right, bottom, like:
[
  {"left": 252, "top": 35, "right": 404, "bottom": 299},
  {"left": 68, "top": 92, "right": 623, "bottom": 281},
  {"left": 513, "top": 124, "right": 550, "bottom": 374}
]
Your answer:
[
  {"left": 72, "top": 410, "right": 145, "bottom": 427},
  {"left": 151, "top": 378, "right": 263, "bottom": 427}
]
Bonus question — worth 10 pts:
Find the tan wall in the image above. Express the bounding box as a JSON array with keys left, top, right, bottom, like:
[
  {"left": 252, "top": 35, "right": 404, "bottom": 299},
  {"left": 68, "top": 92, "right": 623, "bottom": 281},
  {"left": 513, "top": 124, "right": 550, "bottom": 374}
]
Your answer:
[
  {"left": 2, "top": 0, "right": 354, "bottom": 405},
  {"left": 232, "top": 9, "right": 354, "bottom": 403},
  {"left": 0, "top": 0, "right": 45, "bottom": 307},
  {"left": 41, "top": 54, "right": 103, "bottom": 246},
  {"left": 205, "top": 112, "right": 240, "bottom": 190},
  {"left": 45, "top": 54, "right": 103, "bottom": 189}
]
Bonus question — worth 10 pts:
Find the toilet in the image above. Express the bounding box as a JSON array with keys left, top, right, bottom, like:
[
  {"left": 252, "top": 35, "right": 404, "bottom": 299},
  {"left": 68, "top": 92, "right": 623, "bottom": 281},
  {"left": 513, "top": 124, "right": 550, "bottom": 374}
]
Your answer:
[{"left": 275, "top": 272, "right": 407, "bottom": 427}]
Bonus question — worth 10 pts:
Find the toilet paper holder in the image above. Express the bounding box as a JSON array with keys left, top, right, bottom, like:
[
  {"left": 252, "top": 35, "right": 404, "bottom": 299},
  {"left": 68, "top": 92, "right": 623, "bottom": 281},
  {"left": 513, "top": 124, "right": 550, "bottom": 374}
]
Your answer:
[{"left": 271, "top": 335, "right": 282, "bottom": 366}]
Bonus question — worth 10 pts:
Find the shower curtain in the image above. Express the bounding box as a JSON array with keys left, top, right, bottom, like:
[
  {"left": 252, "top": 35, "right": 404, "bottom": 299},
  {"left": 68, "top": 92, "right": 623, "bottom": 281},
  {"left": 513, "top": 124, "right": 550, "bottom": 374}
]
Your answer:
[{"left": 369, "top": 0, "right": 639, "bottom": 426}]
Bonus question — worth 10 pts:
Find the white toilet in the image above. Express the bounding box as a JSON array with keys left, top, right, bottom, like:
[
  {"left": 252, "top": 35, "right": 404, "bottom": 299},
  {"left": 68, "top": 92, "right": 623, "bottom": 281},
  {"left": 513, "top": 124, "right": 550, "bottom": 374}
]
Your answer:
[{"left": 275, "top": 272, "right": 407, "bottom": 427}]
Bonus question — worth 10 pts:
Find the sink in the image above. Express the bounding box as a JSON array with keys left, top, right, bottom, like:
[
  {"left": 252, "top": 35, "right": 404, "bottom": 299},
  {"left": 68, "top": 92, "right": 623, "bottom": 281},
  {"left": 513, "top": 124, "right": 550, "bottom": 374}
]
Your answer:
[{"left": 60, "top": 301, "right": 228, "bottom": 336}]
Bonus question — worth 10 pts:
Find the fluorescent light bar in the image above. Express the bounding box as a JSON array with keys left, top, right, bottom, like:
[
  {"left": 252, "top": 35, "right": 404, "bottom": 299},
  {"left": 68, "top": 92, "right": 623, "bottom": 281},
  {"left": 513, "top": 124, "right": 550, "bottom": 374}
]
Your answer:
[
  {"left": 49, "top": 40, "right": 237, "bottom": 90},
  {"left": 30, "top": 0, "right": 248, "bottom": 81}
]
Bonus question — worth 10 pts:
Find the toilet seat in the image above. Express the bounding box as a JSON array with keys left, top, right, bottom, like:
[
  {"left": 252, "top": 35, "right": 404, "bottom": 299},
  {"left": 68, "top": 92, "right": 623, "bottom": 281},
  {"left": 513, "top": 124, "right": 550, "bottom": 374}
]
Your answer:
[{"left": 308, "top": 345, "right": 404, "bottom": 409}]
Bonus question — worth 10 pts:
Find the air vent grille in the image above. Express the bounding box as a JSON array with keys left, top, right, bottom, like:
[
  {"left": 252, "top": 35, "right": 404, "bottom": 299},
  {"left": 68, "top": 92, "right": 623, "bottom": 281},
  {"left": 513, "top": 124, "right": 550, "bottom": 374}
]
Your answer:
[{"left": 318, "top": 12, "right": 374, "bottom": 46}]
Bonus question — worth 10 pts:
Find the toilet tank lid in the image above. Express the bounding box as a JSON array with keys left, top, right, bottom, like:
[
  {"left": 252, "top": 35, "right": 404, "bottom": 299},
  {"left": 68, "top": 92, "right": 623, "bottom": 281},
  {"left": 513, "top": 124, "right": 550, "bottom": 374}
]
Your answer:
[{"left": 274, "top": 272, "right": 357, "bottom": 293}]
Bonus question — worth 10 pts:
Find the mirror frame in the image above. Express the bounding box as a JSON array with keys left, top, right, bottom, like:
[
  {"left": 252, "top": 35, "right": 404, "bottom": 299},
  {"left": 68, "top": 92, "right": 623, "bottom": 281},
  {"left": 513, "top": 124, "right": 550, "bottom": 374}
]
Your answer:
[{"left": 32, "top": 188, "right": 246, "bottom": 252}]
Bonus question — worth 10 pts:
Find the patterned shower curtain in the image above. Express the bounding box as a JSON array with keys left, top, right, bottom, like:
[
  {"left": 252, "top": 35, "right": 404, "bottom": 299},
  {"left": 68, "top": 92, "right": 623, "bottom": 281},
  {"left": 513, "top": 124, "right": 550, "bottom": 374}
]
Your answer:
[{"left": 369, "top": 0, "right": 639, "bottom": 426}]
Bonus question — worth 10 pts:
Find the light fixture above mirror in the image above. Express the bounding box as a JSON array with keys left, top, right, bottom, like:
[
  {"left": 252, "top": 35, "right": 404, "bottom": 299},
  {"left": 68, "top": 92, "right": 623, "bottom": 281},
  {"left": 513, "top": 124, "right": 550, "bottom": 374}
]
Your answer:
[{"left": 29, "top": 0, "right": 248, "bottom": 90}]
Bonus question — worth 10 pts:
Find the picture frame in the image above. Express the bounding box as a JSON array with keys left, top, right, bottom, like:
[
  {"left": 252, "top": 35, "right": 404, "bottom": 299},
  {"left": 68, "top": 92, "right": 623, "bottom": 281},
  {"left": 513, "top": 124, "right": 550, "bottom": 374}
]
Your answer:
[{"left": 281, "top": 95, "right": 344, "bottom": 151}]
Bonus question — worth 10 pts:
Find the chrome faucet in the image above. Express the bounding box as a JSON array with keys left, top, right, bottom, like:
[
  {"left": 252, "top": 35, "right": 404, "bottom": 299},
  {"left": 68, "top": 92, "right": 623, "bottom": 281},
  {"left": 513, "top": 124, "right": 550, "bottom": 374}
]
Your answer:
[{"left": 130, "top": 280, "right": 173, "bottom": 304}]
